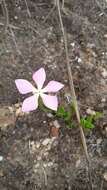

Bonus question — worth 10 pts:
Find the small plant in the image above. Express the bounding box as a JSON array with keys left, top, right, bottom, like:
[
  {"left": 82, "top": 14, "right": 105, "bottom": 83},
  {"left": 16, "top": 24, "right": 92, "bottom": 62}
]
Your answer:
[
  {"left": 15, "top": 68, "right": 102, "bottom": 131},
  {"left": 80, "top": 112, "right": 102, "bottom": 129}
]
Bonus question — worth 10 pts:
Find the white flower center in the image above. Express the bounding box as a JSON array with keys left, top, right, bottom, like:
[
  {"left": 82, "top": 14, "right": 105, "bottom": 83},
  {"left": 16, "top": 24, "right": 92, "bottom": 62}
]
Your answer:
[{"left": 32, "top": 87, "right": 44, "bottom": 96}]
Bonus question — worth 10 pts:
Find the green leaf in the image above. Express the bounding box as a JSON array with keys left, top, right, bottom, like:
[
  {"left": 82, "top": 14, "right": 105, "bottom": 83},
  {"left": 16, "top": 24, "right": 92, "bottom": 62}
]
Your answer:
[
  {"left": 93, "top": 112, "right": 102, "bottom": 120},
  {"left": 56, "top": 106, "right": 65, "bottom": 117},
  {"left": 66, "top": 122, "right": 75, "bottom": 129},
  {"left": 80, "top": 118, "right": 95, "bottom": 129}
]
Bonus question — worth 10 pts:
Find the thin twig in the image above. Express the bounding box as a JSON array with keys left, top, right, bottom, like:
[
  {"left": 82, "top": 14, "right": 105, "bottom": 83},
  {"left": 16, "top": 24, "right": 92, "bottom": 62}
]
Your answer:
[
  {"left": 9, "top": 27, "right": 22, "bottom": 55},
  {"left": 41, "top": 165, "right": 48, "bottom": 186},
  {"left": 24, "top": 0, "right": 31, "bottom": 18},
  {"left": 56, "top": 0, "right": 93, "bottom": 189},
  {"left": 56, "top": 0, "right": 89, "bottom": 160},
  {"left": 0, "top": 22, "right": 21, "bottom": 30},
  {"left": 42, "top": 3, "right": 56, "bottom": 23},
  {"left": 1, "top": 0, "right": 9, "bottom": 33},
  {"left": 95, "top": 0, "right": 107, "bottom": 18}
]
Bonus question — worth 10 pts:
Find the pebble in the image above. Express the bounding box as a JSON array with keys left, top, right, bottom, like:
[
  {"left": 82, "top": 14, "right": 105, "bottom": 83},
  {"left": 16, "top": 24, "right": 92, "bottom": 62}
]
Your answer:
[
  {"left": 15, "top": 107, "right": 23, "bottom": 117},
  {"left": 0, "top": 156, "right": 3, "bottom": 161},
  {"left": 47, "top": 113, "right": 54, "bottom": 118},
  {"left": 77, "top": 57, "right": 82, "bottom": 63},
  {"left": 35, "top": 163, "right": 40, "bottom": 169},
  {"left": 103, "top": 172, "right": 107, "bottom": 181},
  {"left": 53, "top": 120, "right": 60, "bottom": 128},
  {"left": 96, "top": 138, "right": 102, "bottom": 145},
  {"left": 70, "top": 42, "right": 75, "bottom": 47},
  {"left": 75, "top": 159, "right": 81, "bottom": 168},
  {"left": 36, "top": 142, "right": 41, "bottom": 149},
  {"left": 42, "top": 138, "right": 51, "bottom": 146},
  {"left": 15, "top": 103, "right": 20, "bottom": 108},
  {"left": 104, "top": 34, "right": 107, "bottom": 38},
  {"left": 43, "top": 163, "right": 47, "bottom": 168},
  {"left": 14, "top": 16, "right": 18, "bottom": 20},
  {"left": 101, "top": 68, "right": 107, "bottom": 78},
  {"left": 43, "top": 120, "right": 46, "bottom": 124},
  {"left": 47, "top": 162, "right": 53, "bottom": 167},
  {"left": 101, "top": 98, "right": 106, "bottom": 103},
  {"left": 86, "top": 108, "right": 96, "bottom": 115}
]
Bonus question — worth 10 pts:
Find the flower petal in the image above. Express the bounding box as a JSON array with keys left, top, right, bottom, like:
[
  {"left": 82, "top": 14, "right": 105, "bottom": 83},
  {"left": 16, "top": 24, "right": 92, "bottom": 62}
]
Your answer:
[
  {"left": 33, "top": 68, "right": 46, "bottom": 89},
  {"left": 22, "top": 95, "right": 39, "bottom": 112},
  {"left": 41, "top": 94, "right": 58, "bottom": 111},
  {"left": 43, "top": 81, "right": 64, "bottom": 92},
  {"left": 15, "top": 79, "right": 34, "bottom": 94}
]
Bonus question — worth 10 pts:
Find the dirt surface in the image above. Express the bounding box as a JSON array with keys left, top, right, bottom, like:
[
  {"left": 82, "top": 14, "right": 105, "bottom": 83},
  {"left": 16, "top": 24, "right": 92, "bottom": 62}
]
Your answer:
[{"left": 0, "top": 0, "right": 107, "bottom": 189}]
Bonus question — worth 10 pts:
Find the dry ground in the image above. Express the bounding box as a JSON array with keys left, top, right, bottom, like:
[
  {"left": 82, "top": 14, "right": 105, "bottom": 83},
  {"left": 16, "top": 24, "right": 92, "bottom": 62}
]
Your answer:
[{"left": 0, "top": 0, "right": 107, "bottom": 189}]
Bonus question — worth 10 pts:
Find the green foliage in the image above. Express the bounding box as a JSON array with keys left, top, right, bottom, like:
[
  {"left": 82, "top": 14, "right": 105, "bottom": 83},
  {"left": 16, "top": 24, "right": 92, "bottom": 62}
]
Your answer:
[
  {"left": 80, "top": 111, "right": 102, "bottom": 129},
  {"left": 56, "top": 106, "right": 71, "bottom": 120},
  {"left": 80, "top": 118, "right": 95, "bottom": 129},
  {"left": 56, "top": 104, "right": 75, "bottom": 128},
  {"left": 39, "top": 99, "right": 102, "bottom": 130}
]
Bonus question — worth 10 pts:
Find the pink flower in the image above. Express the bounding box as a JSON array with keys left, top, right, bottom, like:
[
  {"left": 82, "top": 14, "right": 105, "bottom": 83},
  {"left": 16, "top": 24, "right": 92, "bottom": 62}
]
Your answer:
[{"left": 15, "top": 68, "right": 64, "bottom": 112}]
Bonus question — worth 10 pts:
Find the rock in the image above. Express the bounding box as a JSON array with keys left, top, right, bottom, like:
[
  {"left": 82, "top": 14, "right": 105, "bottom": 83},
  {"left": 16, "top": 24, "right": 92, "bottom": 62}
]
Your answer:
[
  {"left": 101, "top": 98, "right": 106, "bottom": 103},
  {"left": 101, "top": 68, "right": 107, "bottom": 78},
  {"left": 42, "top": 138, "right": 51, "bottom": 146},
  {"left": 0, "top": 156, "right": 3, "bottom": 161},
  {"left": 47, "top": 113, "right": 54, "bottom": 118},
  {"left": 96, "top": 138, "right": 102, "bottom": 145},
  {"left": 36, "top": 142, "right": 41, "bottom": 149},
  {"left": 53, "top": 120, "right": 60, "bottom": 128},
  {"left": 75, "top": 159, "right": 81, "bottom": 168},
  {"left": 86, "top": 108, "right": 96, "bottom": 115},
  {"left": 103, "top": 172, "right": 107, "bottom": 181},
  {"left": 15, "top": 107, "right": 23, "bottom": 117},
  {"left": 47, "top": 162, "right": 53, "bottom": 167}
]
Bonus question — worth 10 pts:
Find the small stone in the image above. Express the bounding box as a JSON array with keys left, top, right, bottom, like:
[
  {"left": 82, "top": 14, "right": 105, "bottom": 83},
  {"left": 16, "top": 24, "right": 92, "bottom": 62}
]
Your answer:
[
  {"left": 42, "top": 138, "right": 51, "bottom": 146},
  {"left": 87, "top": 43, "right": 95, "bottom": 48},
  {"left": 75, "top": 159, "right": 81, "bottom": 168},
  {"left": 15, "top": 107, "right": 24, "bottom": 117},
  {"left": 53, "top": 120, "right": 60, "bottom": 129},
  {"left": 104, "top": 34, "right": 107, "bottom": 38},
  {"left": 35, "top": 163, "right": 40, "bottom": 168},
  {"left": 101, "top": 68, "right": 107, "bottom": 78},
  {"left": 43, "top": 163, "right": 47, "bottom": 168},
  {"left": 8, "top": 106, "right": 14, "bottom": 113},
  {"left": 0, "top": 156, "right": 3, "bottom": 161},
  {"left": 43, "top": 120, "right": 46, "bottom": 124},
  {"left": 15, "top": 103, "right": 20, "bottom": 108},
  {"left": 77, "top": 57, "right": 82, "bottom": 63},
  {"left": 86, "top": 108, "right": 96, "bottom": 115},
  {"left": 36, "top": 142, "right": 41, "bottom": 149},
  {"left": 105, "top": 127, "right": 107, "bottom": 133},
  {"left": 96, "top": 138, "right": 102, "bottom": 145},
  {"left": 103, "top": 172, "right": 107, "bottom": 181},
  {"left": 14, "top": 16, "right": 18, "bottom": 20},
  {"left": 30, "top": 141, "right": 35, "bottom": 146},
  {"left": 101, "top": 98, "right": 106, "bottom": 103},
  {"left": 70, "top": 42, "right": 75, "bottom": 47},
  {"left": 47, "top": 113, "right": 54, "bottom": 118},
  {"left": 47, "top": 162, "right": 53, "bottom": 167}
]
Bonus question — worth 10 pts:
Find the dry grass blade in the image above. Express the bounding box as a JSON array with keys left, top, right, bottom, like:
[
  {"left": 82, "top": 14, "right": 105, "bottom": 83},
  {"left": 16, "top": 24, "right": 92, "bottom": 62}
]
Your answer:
[
  {"left": 1, "top": 0, "right": 9, "bottom": 33},
  {"left": 56, "top": 0, "right": 93, "bottom": 189},
  {"left": 24, "top": 0, "right": 31, "bottom": 18}
]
